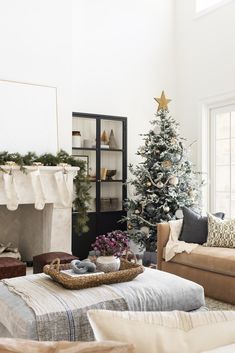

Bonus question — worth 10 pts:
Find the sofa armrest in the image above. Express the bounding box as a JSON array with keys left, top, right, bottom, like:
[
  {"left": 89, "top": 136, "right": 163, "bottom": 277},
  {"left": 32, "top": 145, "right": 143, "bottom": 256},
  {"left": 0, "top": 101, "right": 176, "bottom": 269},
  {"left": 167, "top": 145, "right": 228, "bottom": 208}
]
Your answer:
[{"left": 157, "top": 223, "right": 170, "bottom": 270}]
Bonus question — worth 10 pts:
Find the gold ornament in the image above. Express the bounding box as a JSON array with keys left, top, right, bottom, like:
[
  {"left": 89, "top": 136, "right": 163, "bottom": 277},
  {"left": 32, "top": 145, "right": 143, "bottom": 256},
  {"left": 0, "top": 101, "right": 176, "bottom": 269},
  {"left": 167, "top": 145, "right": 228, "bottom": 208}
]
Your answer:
[
  {"left": 156, "top": 181, "right": 164, "bottom": 189},
  {"left": 161, "top": 160, "right": 172, "bottom": 169},
  {"left": 127, "top": 224, "right": 133, "bottom": 230},
  {"left": 146, "top": 181, "right": 152, "bottom": 187},
  {"left": 171, "top": 137, "right": 177, "bottom": 144},
  {"left": 168, "top": 176, "right": 179, "bottom": 186},
  {"left": 154, "top": 91, "right": 171, "bottom": 111}
]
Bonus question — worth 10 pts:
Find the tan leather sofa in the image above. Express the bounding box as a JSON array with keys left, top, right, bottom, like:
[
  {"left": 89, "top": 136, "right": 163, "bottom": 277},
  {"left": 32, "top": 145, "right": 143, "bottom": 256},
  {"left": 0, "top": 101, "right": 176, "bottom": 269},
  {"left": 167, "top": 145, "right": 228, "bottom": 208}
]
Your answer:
[{"left": 157, "top": 223, "right": 235, "bottom": 305}]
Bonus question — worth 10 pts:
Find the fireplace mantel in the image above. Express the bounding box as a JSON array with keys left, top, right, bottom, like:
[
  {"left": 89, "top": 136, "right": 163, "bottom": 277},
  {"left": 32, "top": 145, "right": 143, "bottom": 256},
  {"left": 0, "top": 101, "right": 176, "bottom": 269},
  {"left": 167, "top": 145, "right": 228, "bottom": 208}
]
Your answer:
[
  {"left": 0, "top": 165, "right": 79, "bottom": 207},
  {"left": 0, "top": 166, "right": 79, "bottom": 261}
]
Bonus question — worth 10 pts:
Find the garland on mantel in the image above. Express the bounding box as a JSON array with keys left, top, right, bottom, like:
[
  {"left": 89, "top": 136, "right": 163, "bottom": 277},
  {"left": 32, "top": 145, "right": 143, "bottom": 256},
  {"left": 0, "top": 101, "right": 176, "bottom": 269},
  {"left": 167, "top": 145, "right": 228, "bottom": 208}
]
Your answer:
[{"left": 0, "top": 150, "right": 91, "bottom": 234}]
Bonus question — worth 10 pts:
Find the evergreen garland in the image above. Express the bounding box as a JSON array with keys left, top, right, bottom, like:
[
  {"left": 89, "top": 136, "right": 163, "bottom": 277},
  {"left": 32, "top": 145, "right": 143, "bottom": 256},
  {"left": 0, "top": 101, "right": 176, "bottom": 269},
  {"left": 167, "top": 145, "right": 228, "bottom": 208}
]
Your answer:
[{"left": 0, "top": 150, "right": 91, "bottom": 234}]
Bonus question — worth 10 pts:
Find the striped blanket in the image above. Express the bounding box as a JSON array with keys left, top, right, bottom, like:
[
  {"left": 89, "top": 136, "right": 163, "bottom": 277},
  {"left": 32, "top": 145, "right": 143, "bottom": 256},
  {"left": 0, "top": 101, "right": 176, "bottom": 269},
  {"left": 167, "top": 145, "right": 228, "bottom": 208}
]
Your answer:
[{"left": 2, "top": 274, "right": 128, "bottom": 341}]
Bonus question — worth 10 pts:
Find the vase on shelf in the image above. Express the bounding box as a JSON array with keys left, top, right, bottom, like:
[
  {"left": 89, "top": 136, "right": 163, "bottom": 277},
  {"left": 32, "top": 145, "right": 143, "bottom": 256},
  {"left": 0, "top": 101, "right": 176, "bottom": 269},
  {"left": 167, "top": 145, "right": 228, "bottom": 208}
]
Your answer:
[
  {"left": 109, "top": 129, "right": 118, "bottom": 149},
  {"left": 72, "top": 131, "right": 82, "bottom": 148},
  {"left": 96, "top": 255, "right": 120, "bottom": 273}
]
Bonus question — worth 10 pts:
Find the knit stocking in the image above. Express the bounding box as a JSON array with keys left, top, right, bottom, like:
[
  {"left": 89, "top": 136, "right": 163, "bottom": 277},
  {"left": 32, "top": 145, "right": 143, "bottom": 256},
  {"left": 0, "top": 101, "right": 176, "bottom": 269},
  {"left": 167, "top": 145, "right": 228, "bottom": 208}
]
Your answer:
[
  {"left": 54, "top": 171, "right": 71, "bottom": 207},
  {"left": 3, "top": 173, "right": 19, "bottom": 211},
  {"left": 30, "top": 170, "right": 46, "bottom": 210}
]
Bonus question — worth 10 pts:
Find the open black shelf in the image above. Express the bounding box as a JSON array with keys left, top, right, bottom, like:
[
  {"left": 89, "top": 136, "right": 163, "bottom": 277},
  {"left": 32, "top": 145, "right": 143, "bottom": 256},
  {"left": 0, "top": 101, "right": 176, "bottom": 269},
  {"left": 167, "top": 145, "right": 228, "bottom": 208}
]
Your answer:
[
  {"left": 72, "top": 112, "right": 127, "bottom": 259},
  {"left": 72, "top": 147, "right": 96, "bottom": 151}
]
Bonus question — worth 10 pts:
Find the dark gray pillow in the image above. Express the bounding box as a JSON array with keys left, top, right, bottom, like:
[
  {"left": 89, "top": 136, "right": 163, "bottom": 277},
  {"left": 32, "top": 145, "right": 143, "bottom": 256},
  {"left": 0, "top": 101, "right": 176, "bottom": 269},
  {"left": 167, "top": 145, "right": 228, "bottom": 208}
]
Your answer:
[{"left": 179, "top": 207, "right": 225, "bottom": 244}]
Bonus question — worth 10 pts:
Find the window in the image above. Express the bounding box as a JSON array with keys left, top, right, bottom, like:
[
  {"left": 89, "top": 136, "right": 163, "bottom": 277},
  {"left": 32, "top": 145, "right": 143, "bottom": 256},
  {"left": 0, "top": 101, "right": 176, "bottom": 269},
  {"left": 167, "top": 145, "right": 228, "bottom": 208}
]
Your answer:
[
  {"left": 210, "top": 105, "right": 235, "bottom": 218},
  {"left": 195, "top": 0, "right": 233, "bottom": 14}
]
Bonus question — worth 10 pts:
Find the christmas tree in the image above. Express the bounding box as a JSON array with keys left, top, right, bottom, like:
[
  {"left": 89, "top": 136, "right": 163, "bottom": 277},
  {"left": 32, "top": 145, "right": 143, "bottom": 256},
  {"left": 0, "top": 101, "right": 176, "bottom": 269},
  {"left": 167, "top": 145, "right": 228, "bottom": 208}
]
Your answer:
[{"left": 124, "top": 91, "right": 201, "bottom": 251}]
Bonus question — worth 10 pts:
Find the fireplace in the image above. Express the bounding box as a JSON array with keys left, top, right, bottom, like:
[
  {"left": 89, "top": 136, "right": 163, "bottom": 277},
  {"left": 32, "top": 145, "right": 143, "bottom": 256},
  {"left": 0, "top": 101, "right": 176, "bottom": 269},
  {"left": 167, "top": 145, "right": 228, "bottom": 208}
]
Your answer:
[{"left": 0, "top": 166, "right": 78, "bottom": 262}]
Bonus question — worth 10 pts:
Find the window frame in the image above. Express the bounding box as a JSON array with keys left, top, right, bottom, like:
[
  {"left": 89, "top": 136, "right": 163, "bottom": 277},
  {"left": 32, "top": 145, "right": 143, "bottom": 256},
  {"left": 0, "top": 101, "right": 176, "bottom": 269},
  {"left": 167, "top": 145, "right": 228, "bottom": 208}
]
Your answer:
[
  {"left": 199, "top": 93, "right": 235, "bottom": 216},
  {"left": 194, "top": 0, "right": 234, "bottom": 18},
  {"left": 210, "top": 105, "right": 235, "bottom": 217}
]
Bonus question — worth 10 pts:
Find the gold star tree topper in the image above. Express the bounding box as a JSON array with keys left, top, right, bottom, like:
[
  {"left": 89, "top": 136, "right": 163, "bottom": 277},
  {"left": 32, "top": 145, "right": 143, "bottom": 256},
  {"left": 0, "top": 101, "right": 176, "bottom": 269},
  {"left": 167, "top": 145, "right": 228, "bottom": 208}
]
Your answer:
[{"left": 154, "top": 91, "right": 171, "bottom": 111}]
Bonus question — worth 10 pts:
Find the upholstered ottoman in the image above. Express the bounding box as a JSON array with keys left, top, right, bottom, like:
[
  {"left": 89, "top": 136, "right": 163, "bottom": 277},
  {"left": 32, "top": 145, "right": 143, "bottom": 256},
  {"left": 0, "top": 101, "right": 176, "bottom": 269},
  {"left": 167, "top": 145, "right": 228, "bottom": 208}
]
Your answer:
[
  {"left": 33, "top": 252, "right": 79, "bottom": 274},
  {"left": 0, "top": 257, "right": 26, "bottom": 280}
]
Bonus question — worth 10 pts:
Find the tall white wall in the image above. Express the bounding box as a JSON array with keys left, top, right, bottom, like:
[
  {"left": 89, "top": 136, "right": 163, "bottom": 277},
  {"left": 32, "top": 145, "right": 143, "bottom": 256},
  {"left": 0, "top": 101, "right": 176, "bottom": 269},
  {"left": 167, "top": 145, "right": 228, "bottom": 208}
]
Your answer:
[
  {"left": 0, "top": 0, "right": 72, "bottom": 153},
  {"left": 175, "top": 0, "right": 235, "bottom": 164},
  {"left": 72, "top": 0, "right": 176, "bottom": 165}
]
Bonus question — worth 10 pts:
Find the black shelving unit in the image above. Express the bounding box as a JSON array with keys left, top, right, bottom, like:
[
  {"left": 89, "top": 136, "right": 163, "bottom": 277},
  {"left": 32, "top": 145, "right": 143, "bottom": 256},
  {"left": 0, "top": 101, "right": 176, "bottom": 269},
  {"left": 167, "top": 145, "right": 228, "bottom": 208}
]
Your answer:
[{"left": 72, "top": 112, "right": 127, "bottom": 259}]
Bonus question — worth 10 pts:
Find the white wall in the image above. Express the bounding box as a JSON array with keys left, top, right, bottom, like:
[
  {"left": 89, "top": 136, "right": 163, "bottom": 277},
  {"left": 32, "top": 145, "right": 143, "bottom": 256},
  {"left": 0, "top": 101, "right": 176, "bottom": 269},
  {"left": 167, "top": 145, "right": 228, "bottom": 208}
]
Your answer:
[
  {"left": 175, "top": 0, "right": 235, "bottom": 164},
  {"left": 72, "top": 0, "right": 176, "bottom": 165},
  {"left": 0, "top": 0, "right": 72, "bottom": 153}
]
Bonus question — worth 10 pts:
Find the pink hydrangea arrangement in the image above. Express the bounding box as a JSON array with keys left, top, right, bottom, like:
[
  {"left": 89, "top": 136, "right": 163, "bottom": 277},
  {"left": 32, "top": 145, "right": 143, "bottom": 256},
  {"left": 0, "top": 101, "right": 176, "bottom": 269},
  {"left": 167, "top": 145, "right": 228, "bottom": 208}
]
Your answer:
[{"left": 92, "top": 230, "right": 129, "bottom": 257}]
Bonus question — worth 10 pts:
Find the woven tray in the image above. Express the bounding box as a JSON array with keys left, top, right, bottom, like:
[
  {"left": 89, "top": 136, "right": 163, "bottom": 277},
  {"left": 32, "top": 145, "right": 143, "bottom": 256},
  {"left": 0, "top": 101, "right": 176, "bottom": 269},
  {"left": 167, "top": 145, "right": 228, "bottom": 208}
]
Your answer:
[{"left": 43, "top": 258, "right": 144, "bottom": 290}]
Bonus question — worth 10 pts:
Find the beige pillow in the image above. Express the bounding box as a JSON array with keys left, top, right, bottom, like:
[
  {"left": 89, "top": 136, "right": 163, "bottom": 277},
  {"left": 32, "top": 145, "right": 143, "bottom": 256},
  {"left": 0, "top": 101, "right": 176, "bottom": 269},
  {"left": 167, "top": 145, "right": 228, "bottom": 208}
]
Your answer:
[
  {"left": 88, "top": 310, "right": 235, "bottom": 353},
  {"left": 206, "top": 213, "right": 235, "bottom": 248},
  {"left": 0, "top": 338, "right": 134, "bottom": 353}
]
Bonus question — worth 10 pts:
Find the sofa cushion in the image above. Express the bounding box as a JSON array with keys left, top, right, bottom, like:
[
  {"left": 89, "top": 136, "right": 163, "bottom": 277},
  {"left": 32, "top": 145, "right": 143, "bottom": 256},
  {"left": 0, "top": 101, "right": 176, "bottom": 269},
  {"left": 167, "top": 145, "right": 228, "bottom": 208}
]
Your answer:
[
  {"left": 180, "top": 207, "right": 225, "bottom": 244},
  {"left": 205, "top": 213, "right": 235, "bottom": 248},
  {"left": 168, "top": 245, "right": 235, "bottom": 277},
  {"left": 88, "top": 309, "right": 235, "bottom": 353},
  {"left": 0, "top": 338, "right": 134, "bottom": 353}
]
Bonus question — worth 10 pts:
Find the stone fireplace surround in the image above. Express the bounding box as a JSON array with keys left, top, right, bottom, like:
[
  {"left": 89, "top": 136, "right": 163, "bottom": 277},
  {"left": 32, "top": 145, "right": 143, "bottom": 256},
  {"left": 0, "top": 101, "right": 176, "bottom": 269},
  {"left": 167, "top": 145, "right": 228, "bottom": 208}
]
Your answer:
[{"left": 0, "top": 166, "right": 79, "bottom": 261}]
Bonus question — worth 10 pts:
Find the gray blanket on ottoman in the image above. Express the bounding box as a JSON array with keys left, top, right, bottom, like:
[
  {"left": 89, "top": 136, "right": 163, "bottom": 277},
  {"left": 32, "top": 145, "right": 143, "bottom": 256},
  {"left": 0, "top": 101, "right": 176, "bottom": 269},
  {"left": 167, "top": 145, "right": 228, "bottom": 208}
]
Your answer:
[{"left": 0, "top": 268, "right": 205, "bottom": 341}]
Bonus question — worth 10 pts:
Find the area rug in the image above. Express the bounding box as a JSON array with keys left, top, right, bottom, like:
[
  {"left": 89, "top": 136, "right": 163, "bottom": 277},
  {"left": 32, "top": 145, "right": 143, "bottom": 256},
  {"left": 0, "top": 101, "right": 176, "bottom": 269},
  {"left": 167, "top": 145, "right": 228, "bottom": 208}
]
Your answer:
[{"left": 206, "top": 297, "right": 235, "bottom": 311}]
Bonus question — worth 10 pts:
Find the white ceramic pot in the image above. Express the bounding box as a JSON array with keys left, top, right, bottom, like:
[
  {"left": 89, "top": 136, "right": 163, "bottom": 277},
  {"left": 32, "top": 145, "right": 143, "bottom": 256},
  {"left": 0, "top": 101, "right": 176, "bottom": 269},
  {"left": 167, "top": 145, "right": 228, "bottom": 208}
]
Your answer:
[
  {"left": 72, "top": 135, "right": 82, "bottom": 148},
  {"left": 96, "top": 255, "right": 120, "bottom": 273}
]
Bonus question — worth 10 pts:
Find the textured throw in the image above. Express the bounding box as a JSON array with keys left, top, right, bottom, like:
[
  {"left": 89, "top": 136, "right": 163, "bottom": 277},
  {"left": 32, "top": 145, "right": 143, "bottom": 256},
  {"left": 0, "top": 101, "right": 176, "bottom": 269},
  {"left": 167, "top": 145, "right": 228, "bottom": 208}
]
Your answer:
[
  {"left": 2, "top": 274, "right": 128, "bottom": 341},
  {"left": 165, "top": 219, "right": 199, "bottom": 261},
  {"left": 206, "top": 213, "right": 235, "bottom": 248}
]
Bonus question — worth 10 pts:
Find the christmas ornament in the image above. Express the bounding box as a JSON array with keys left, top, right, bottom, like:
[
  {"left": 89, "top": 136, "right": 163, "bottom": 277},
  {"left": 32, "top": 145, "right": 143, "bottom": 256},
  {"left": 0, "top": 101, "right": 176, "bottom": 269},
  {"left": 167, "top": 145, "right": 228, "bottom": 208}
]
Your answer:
[
  {"left": 138, "top": 146, "right": 145, "bottom": 155},
  {"left": 134, "top": 209, "right": 140, "bottom": 214},
  {"left": 154, "top": 91, "right": 171, "bottom": 111},
  {"left": 140, "top": 226, "right": 150, "bottom": 235},
  {"left": 161, "top": 160, "right": 172, "bottom": 169},
  {"left": 171, "top": 153, "right": 182, "bottom": 163},
  {"left": 163, "top": 206, "right": 170, "bottom": 213},
  {"left": 145, "top": 203, "right": 155, "bottom": 216},
  {"left": 153, "top": 125, "right": 161, "bottom": 135},
  {"left": 127, "top": 224, "right": 133, "bottom": 230},
  {"left": 171, "top": 137, "right": 177, "bottom": 144},
  {"left": 175, "top": 209, "right": 183, "bottom": 219},
  {"left": 189, "top": 189, "right": 197, "bottom": 198},
  {"left": 168, "top": 176, "right": 179, "bottom": 186},
  {"left": 156, "top": 181, "right": 164, "bottom": 189},
  {"left": 146, "top": 181, "right": 152, "bottom": 187}
]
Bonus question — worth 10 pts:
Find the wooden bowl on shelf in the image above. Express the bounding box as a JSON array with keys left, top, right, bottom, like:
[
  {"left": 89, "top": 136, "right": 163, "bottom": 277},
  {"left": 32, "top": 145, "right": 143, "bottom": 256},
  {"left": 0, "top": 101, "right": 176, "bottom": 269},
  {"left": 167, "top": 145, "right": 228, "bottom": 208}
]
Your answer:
[{"left": 106, "top": 169, "right": 116, "bottom": 180}]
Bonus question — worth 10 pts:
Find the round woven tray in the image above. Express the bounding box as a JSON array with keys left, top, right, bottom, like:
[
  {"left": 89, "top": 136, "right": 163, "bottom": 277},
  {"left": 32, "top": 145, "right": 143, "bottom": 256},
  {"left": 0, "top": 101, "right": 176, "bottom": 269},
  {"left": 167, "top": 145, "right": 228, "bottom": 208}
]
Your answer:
[{"left": 43, "top": 257, "right": 144, "bottom": 290}]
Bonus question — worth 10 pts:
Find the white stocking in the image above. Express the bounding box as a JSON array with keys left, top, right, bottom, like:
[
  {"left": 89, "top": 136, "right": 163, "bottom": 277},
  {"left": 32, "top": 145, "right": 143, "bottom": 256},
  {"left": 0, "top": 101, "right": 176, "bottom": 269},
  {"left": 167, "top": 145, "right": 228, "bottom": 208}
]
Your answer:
[
  {"left": 54, "top": 171, "right": 71, "bottom": 207},
  {"left": 30, "top": 170, "right": 46, "bottom": 210},
  {"left": 3, "top": 173, "right": 19, "bottom": 211}
]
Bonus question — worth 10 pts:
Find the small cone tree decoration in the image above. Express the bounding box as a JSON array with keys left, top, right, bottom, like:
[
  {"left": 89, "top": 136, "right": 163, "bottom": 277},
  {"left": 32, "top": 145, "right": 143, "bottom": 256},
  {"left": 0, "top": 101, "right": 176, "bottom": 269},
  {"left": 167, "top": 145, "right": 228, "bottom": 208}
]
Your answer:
[{"left": 124, "top": 91, "right": 201, "bottom": 251}]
